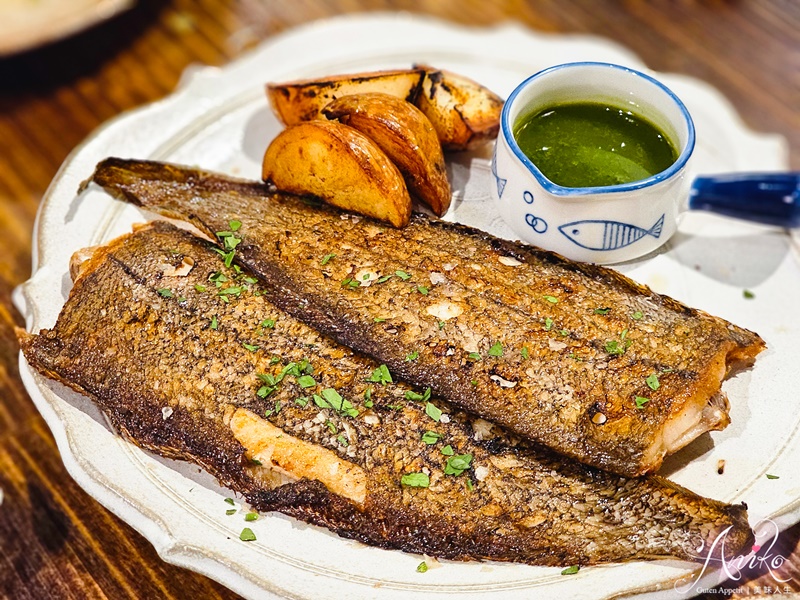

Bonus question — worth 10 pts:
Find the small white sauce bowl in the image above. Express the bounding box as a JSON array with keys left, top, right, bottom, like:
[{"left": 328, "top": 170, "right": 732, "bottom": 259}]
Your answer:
[{"left": 491, "top": 62, "right": 695, "bottom": 264}]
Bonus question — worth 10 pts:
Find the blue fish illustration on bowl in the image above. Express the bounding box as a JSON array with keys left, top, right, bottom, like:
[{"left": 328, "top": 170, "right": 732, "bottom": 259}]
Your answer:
[{"left": 558, "top": 214, "right": 665, "bottom": 251}]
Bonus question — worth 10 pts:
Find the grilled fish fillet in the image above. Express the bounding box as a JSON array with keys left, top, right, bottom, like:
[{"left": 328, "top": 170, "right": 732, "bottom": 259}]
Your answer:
[
  {"left": 19, "top": 221, "right": 753, "bottom": 565},
  {"left": 83, "top": 158, "right": 765, "bottom": 477}
]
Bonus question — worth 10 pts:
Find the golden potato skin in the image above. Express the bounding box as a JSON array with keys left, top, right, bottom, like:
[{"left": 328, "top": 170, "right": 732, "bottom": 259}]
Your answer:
[
  {"left": 262, "top": 120, "right": 412, "bottom": 227},
  {"left": 415, "top": 67, "right": 504, "bottom": 151},
  {"left": 267, "top": 69, "right": 425, "bottom": 127},
  {"left": 323, "top": 93, "right": 452, "bottom": 217}
]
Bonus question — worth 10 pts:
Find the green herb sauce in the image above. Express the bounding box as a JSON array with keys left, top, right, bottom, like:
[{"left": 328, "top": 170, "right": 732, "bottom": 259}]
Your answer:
[{"left": 513, "top": 102, "right": 678, "bottom": 188}]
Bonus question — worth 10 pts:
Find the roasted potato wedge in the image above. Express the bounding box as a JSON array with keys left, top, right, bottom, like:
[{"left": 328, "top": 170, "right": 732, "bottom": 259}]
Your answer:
[
  {"left": 323, "top": 93, "right": 452, "bottom": 216},
  {"left": 262, "top": 120, "right": 411, "bottom": 227},
  {"left": 267, "top": 69, "right": 425, "bottom": 127},
  {"left": 415, "top": 66, "right": 504, "bottom": 151}
]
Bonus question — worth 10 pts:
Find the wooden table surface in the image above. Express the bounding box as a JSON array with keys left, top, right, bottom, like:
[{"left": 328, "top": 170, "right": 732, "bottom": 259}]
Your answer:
[{"left": 0, "top": 1, "right": 798, "bottom": 598}]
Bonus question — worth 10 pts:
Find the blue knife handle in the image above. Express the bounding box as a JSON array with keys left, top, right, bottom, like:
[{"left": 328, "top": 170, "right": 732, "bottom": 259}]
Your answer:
[{"left": 689, "top": 173, "right": 800, "bottom": 228}]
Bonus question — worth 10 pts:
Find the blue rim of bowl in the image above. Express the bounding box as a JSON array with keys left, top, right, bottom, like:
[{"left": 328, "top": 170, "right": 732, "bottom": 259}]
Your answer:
[{"left": 501, "top": 61, "right": 696, "bottom": 197}]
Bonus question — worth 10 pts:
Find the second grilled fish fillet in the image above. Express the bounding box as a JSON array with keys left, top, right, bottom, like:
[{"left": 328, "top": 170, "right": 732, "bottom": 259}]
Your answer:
[
  {"left": 19, "top": 221, "right": 753, "bottom": 565},
  {"left": 84, "top": 158, "right": 766, "bottom": 477}
]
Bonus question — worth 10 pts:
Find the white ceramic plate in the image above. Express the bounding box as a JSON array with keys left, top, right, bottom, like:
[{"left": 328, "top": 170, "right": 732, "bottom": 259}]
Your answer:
[
  {"left": 15, "top": 13, "right": 799, "bottom": 600},
  {"left": 0, "top": 0, "right": 134, "bottom": 56}
]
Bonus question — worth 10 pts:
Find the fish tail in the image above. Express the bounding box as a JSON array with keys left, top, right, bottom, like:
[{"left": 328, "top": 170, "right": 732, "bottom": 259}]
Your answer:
[{"left": 648, "top": 214, "right": 665, "bottom": 239}]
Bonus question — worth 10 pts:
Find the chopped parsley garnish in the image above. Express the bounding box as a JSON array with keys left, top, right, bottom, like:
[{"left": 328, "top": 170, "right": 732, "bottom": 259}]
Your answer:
[
  {"left": 275, "top": 359, "right": 301, "bottom": 375},
  {"left": 635, "top": 396, "right": 650, "bottom": 409},
  {"left": 314, "top": 388, "right": 359, "bottom": 417},
  {"left": 229, "top": 220, "right": 242, "bottom": 232},
  {"left": 320, "top": 389, "right": 343, "bottom": 409},
  {"left": 210, "top": 316, "right": 218, "bottom": 330},
  {"left": 375, "top": 274, "right": 393, "bottom": 284},
  {"left": 421, "top": 431, "right": 442, "bottom": 445},
  {"left": 297, "top": 375, "right": 316, "bottom": 388},
  {"left": 441, "top": 445, "right": 454, "bottom": 456},
  {"left": 239, "top": 528, "right": 256, "bottom": 542},
  {"left": 374, "top": 317, "right": 386, "bottom": 323},
  {"left": 594, "top": 307, "right": 611, "bottom": 315},
  {"left": 224, "top": 497, "right": 235, "bottom": 505},
  {"left": 604, "top": 339, "right": 629, "bottom": 355},
  {"left": 425, "top": 402, "right": 442, "bottom": 422},
  {"left": 466, "top": 479, "right": 474, "bottom": 491},
  {"left": 444, "top": 453, "right": 473, "bottom": 476},
  {"left": 341, "top": 277, "right": 360, "bottom": 289},
  {"left": 544, "top": 317, "right": 554, "bottom": 331},
  {"left": 405, "top": 351, "right": 419, "bottom": 361},
  {"left": 295, "top": 397, "right": 309, "bottom": 407},
  {"left": 416, "top": 561, "right": 429, "bottom": 573},
  {"left": 561, "top": 565, "right": 580, "bottom": 575},
  {"left": 269, "top": 356, "right": 281, "bottom": 365},
  {"left": 766, "top": 474, "right": 780, "bottom": 480},
  {"left": 257, "top": 385, "right": 275, "bottom": 399},
  {"left": 559, "top": 329, "right": 569, "bottom": 336},
  {"left": 401, "top": 472, "right": 430, "bottom": 488},
  {"left": 222, "top": 234, "right": 242, "bottom": 252},
  {"left": 260, "top": 319, "right": 275, "bottom": 329},
  {"left": 244, "top": 512, "right": 258, "bottom": 522},
  {"left": 363, "top": 387, "right": 374, "bottom": 408},
  {"left": 405, "top": 388, "right": 432, "bottom": 402},
  {"left": 417, "top": 285, "right": 429, "bottom": 295},
  {"left": 631, "top": 311, "right": 644, "bottom": 320},
  {"left": 437, "top": 320, "right": 445, "bottom": 330},
  {"left": 468, "top": 352, "right": 481, "bottom": 361},
  {"left": 337, "top": 434, "right": 349, "bottom": 446},
  {"left": 257, "top": 372, "right": 278, "bottom": 386},
  {"left": 646, "top": 373, "right": 660, "bottom": 391},
  {"left": 521, "top": 347, "right": 529, "bottom": 359},
  {"left": 743, "top": 289, "right": 755, "bottom": 299},
  {"left": 242, "top": 343, "right": 259, "bottom": 352},
  {"left": 488, "top": 342, "right": 503, "bottom": 357},
  {"left": 225, "top": 509, "right": 236, "bottom": 516},
  {"left": 242, "top": 276, "right": 258, "bottom": 285},
  {"left": 194, "top": 284, "right": 207, "bottom": 292},
  {"left": 395, "top": 270, "right": 411, "bottom": 281},
  {"left": 543, "top": 295, "right": 558, "bottom": 304},
  {"left": 218, "top": 286, "right": 243, "bottom": 296},
  {"left": 367, "top": 364, "right": 393, "bottom": 385},
  {"left": 324, "top": 420, "right": 337, "bottom": 434},
  {"left": 157, "top": 288, "right": 173, "bottom": 298},
  {"left": 320, "top": 252, "right": 336, "bottom": 266},
  {"left": 209, "top": 272, "right": 228, "bottom": 286}
]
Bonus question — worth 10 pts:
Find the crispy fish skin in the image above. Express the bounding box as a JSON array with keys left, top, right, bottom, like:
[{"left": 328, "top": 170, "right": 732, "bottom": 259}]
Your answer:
[
  {"left": 84, "top": 158, "right": 766, "bottom": 477},
  {"left": 19, "top": 222, "right": 753, "bottom": 565}
]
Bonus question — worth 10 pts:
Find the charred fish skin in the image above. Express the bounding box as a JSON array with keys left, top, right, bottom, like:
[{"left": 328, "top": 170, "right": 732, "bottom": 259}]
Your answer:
[
  {"left": 20, "top": 221, "right": 753, "bottom": 566},
  {"left": 85, "top": 158, "right": 766, "bottom": 478}
]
